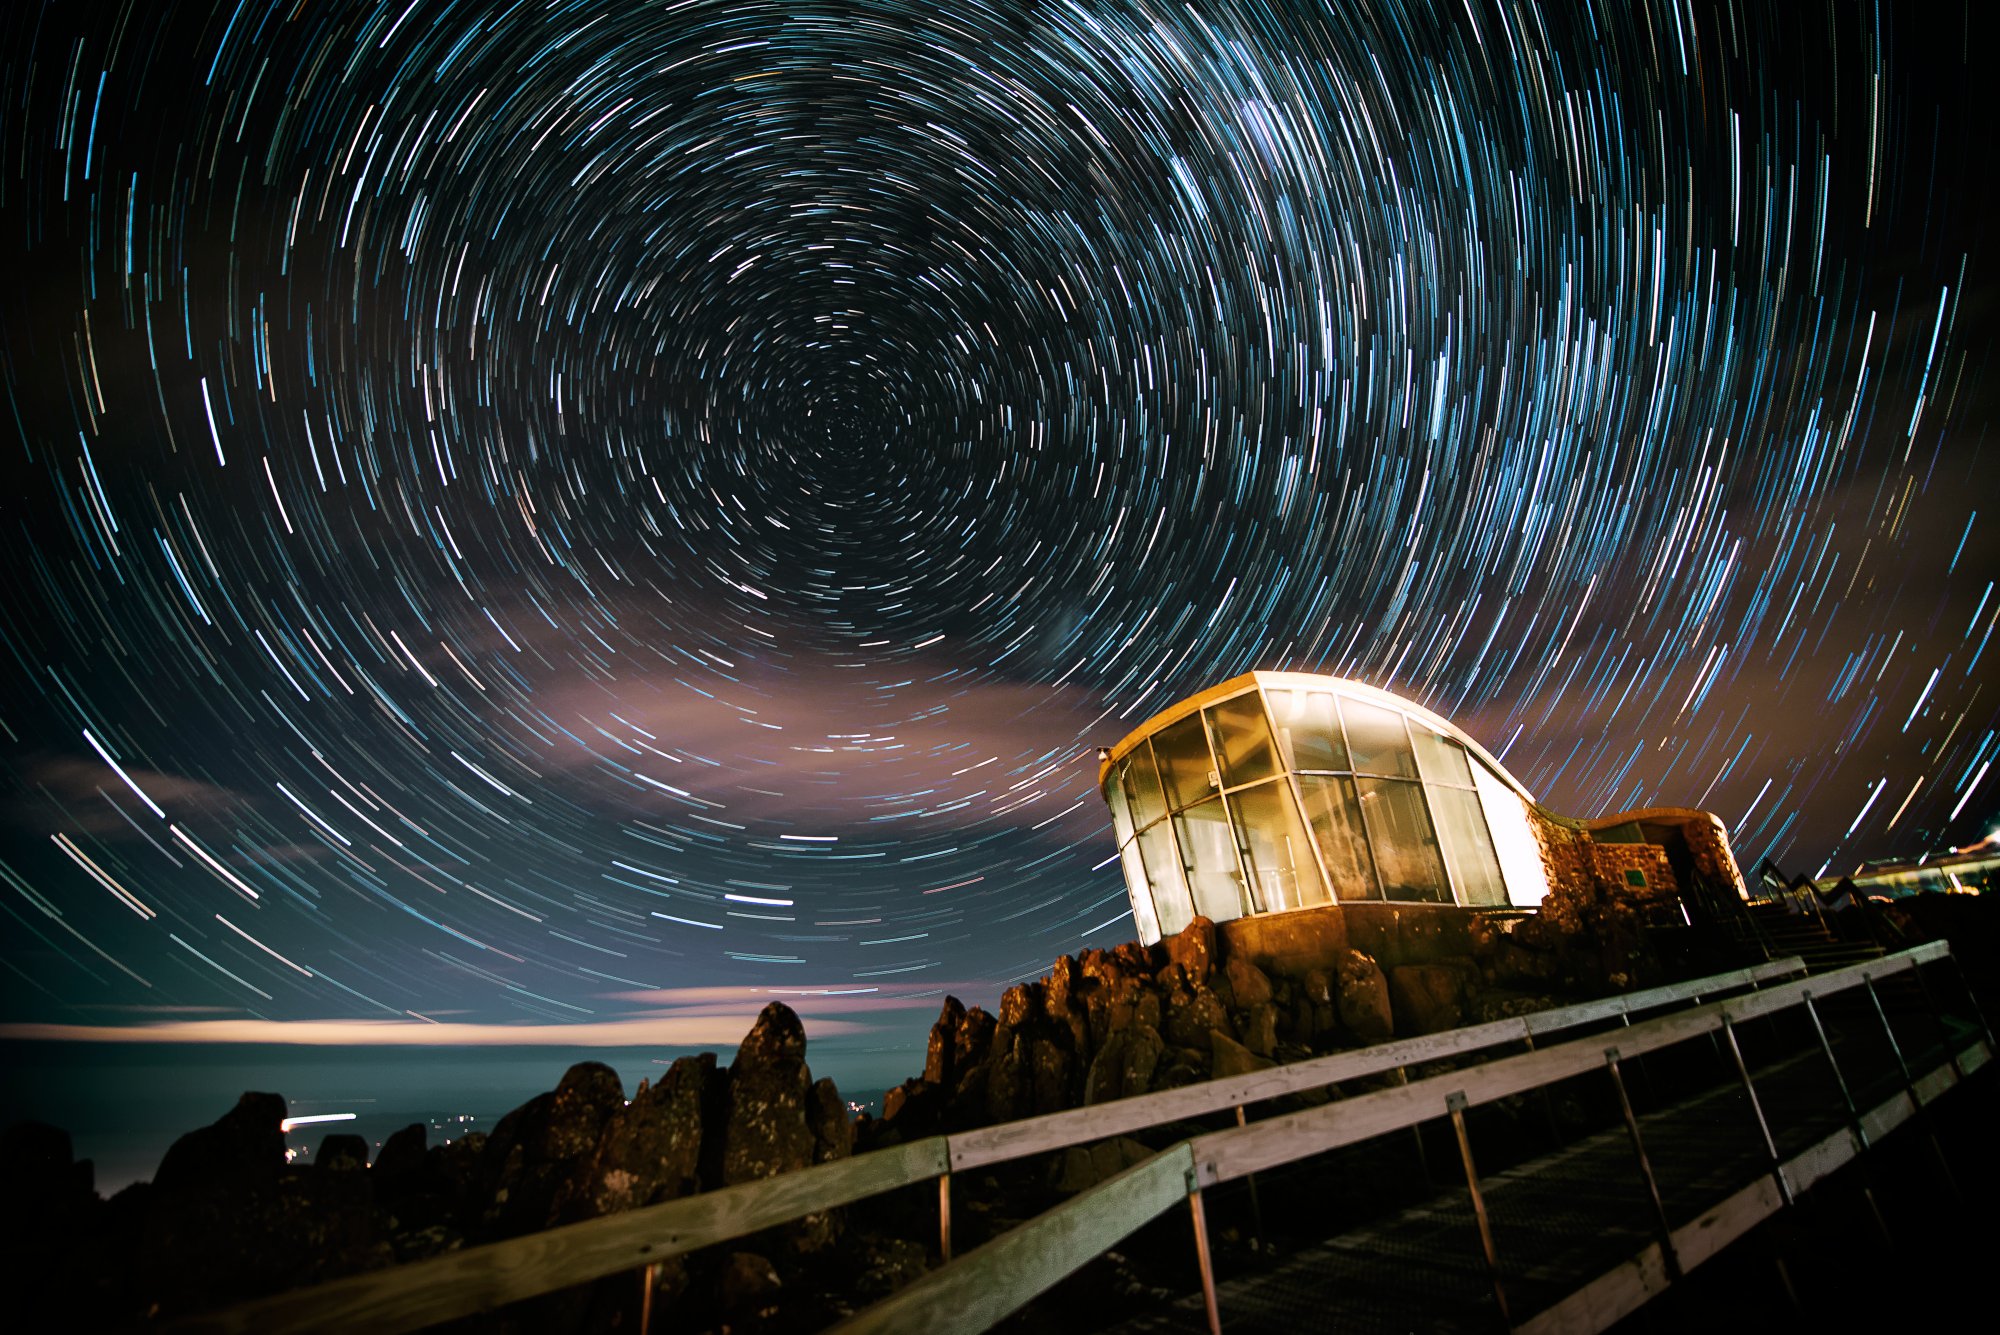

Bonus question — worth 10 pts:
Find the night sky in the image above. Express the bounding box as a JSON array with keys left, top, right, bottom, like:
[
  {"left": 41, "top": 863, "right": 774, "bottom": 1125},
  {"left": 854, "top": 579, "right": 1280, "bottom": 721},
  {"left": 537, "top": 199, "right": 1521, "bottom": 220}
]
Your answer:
[{"left": 0, "top": 0, "right": 1993, "bottom": 1078}]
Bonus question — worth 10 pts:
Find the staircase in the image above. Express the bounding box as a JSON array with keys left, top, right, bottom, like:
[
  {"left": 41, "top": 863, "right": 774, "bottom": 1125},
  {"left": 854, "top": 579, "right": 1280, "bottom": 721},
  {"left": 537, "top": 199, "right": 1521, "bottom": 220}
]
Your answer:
[{"left": 1742, "top": 900, "right": 1885, "bottom": 972}]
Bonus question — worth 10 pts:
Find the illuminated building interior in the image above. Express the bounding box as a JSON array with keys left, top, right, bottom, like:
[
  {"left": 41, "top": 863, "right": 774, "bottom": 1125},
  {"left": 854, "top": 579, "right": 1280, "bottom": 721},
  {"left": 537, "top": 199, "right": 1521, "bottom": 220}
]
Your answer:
[{"left": 1099, "top": 672, "right": 1553, "bottom": 945}]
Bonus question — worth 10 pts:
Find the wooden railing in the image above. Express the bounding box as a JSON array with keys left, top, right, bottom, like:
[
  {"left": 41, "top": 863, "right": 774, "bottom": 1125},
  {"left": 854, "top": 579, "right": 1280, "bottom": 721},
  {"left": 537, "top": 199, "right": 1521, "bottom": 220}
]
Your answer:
[
  {"left": 176, "top": 955, "right": 1810, "bottom": 1334},
  {"left": 833, "top": 941, "right": 1987, "bottom": 1335}
]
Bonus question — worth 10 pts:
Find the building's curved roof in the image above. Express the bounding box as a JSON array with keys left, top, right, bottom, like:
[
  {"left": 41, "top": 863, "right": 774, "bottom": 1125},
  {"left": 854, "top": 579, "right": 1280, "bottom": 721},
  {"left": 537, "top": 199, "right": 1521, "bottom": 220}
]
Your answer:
[{"left": 1098, "top": 670, "right": 1538, "bottom": 804}]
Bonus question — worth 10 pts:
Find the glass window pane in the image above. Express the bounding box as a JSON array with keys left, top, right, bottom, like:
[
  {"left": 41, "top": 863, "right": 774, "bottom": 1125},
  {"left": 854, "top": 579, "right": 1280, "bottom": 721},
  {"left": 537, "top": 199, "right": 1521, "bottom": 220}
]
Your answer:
[
  {"left": 1119, "top": 842, "right": 1161, "bottom": 944},
  {"left": 1204, "top": 695, "right": 1278, "bottom": 788},
  {"left": 1120, "top": 745, "right": 1166, "bottom": 829},
  {"left": 1471, "top": 761, "right": 1549, "bottom": 906},
  {"left": 1152, "top": 712, "right": 1217, "bottom": 811},
  {"left": 1339, "top": 697, "right": 1419, "bottom": 778},
  {"left": 1356, "top": 777, "right": 1450, "bottom": 902},
  {"left": 1106, "top": 774, "right": 1136, "bottom": 847},
  {"left": 1172, "top": 798, "right": 1247, "bottom": 922},
  {"left": 1229, "top": 779, "right": 1326, "bottom": 912},
  {"left": 1138, "top": 821, "right": 1193, "bottom": 936},
  {"left": 1431, "top": 786, "right": 1507, "bottom": 906},
  {"left": 1411, "top": 725, "right": 1474, "bottom": 787},
  {"left": 1266, "top": 689, "right": 1348, "bottom": 772},
  {"left": 1296, "top": 774, "right": 1380, "bottom": 901}
]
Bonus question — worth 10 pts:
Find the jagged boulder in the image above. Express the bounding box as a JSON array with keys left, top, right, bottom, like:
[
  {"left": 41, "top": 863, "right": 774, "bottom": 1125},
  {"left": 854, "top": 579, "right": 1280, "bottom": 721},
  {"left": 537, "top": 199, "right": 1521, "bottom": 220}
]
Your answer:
[
  {"left": 925, "top": 996, "right": 966, "bottom": 1086},
  {"left": 1163, "top": 977, "right": 1232, "bottom": 1049},
  {"left": 475, "top": 1061, "right": 625, "bottom": 1239},
  {"left": 1210, "top": 1031, "right": 1276, "bottom": 1080},
  {"left": 1336, "top": 948, "right": 1394, "bottom": 1043},
  {"left": 556, "top": 1052, "right": 714, "bottom": 1222},
  {"left": 137, "top": 1092, "right": 295, "bottom": 1313},
  {"left": 1083, "top": 1024, "right": 1165, "bottom": 1104},
  {"left": 1166, "top": 915, "right": 1216, "bottom": 984},
  {"left": 721, "top": 1004, "right": 816, "bottom": 1186},
  {"left": 1389, "top": 964, "right": 1469, "bottom": 1036}
]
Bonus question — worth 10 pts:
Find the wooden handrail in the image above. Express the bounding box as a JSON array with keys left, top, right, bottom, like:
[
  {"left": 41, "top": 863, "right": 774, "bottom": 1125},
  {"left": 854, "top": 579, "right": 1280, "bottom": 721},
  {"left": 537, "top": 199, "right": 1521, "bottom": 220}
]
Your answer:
[
  {"left": 826, "top": 1145, "right": 1198, "bottom": 1335},
  {"left": 170, "top": 1138, "right": 952, "bottom": 1335},
  {"left": 1192, "top": 943, "right": 1945, "bottom": 1185},
  {"left": 177, "top": 954, "right": 1810, "bottom": 1333},
  {"left": 947, "top": 955, "right": 1804, "bottom": 1170}
]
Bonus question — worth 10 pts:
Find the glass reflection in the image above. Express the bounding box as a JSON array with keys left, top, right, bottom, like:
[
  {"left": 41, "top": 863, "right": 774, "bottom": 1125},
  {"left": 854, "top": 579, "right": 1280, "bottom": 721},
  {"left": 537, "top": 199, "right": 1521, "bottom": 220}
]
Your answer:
[
  {"left": 1296, "top": 773, "right": 1380, "bottom": 900},
  {"left": 1205, "top": 695, "right": 1278, "bottom": 788},
  {"left": 1340, "top": 698, "right": 1420, "bottom": 778},
  {"left": 1152, "top": 712, "right": 1216, "bottom": 811},
  {"left": 1356, "top": 777, "right": 1449, "bottom": 901},
  {"left": 1173, "top": 797, "right": 1246, "bottom": 922}
]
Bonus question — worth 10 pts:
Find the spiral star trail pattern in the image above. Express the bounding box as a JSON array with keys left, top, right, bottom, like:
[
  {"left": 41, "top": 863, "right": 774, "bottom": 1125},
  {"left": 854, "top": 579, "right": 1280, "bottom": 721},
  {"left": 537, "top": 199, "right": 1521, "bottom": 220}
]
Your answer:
[{"left": 0, "top": 1, "right": 1991, "bottom": 1044}]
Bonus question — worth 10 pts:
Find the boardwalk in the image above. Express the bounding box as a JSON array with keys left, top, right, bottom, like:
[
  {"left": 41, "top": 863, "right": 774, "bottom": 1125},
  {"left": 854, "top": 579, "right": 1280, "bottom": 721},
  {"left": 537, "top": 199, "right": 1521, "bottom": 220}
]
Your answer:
[{"left": 1104, "top": 993, "right": 1982, "bottom": 1333}]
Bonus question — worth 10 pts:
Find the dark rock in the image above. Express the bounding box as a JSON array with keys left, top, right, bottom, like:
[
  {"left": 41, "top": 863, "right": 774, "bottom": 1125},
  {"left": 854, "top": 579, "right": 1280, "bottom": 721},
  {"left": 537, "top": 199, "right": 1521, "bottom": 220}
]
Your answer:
[
  {"left": 1389, "top": 963, "right": 1469, "bottom": 1035},
  {"left": 998, "top": 982, "right": 1041, "bottom": 1029},
  {"left": 808, "top": 1077, "right": 853, "bottom": 1164},
  {"left": 153, "top": 1091, "right": 287, "bottom": 1196},
  {"left": 1238, "top": 1002, "right": 1278, "bottom": 1057},
  {"left": 1050, "top": 1136, "right": 1153, "bottom": 1192},
  {"left": 955, "top": 1006, "right": 997, "bottom": 1071},
  {"left": 1166, "top": 915, "right": 1216, "bottom": 984},
  {"left": 1225, "top": 955, "right": 1274, "bottom": 1007},
  {"left": 925, "top": 996, "right": 967, "bottom": 1086},
  {"left": 853, "top": 1234, "right": 930, "bottom": 1297},
  {"left": 316, "top": 1133, "right": 370, "bottom": 1173},
  {"left": 1336, "top": 948, "right": 1394, "bottom": 1043},
  {"left": 1163, "top": 980, "right": 1232, "bottom": 1049},
  {"left": 716, "top": 1250, "right": 782, "bottom": 1323},
  {"left": 1211, "top": 1031, "right": 1277, "bottom": 1079},
  {"left": 1083, "top": 1024, "right": 1165, "bottom": 1104},
  {"left": 371, "top": 1122, "right": 427, "bottom": 1195},
  {"left": 555, "top": 1052, "right": 712, "bottom": 1222},
  {"left": 476, "top": 1061, "right": 625, "bottom": 1238},
  {"left": 721, "top": 1003, "right": 816, "bottom": 1186},
  {"left": 1028, "top": 1036, "right": 1075, "bottom": 1115}
]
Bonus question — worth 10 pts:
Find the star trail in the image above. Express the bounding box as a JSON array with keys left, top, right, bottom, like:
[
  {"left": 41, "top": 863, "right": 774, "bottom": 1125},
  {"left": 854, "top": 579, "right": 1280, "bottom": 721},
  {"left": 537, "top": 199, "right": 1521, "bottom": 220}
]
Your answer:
[{"left": 0, "top": 0, "right": 1992, "bottom": 1047}]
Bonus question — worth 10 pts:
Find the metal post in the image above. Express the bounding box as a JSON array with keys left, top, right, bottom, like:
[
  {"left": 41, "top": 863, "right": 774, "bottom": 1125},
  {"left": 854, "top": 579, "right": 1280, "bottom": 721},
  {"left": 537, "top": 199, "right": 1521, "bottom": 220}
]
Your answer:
[
  {"left": 1720, "top": 1014, "right": 1791, "bottom": 1206},
  {"left": 639, "top": 1261, "right": 661, "bottom": 1335},
  {"left": 938, "top": 1171, "right": 953, "bottom": 1262},
  {"left": 1948, "top": 952, "right": 1995, "bottom": 1048},
  {"left": 1448, "top": 1092, "right": 1511, "bottom": 1327},
  {"left": 1866, "top": 973, "right": 1959, "bottom": 1197},
  {"left": 1188, "top": 1180, "right": 1223, "bottom": 1335},
  {"left": 1806, "top": 990, "right": 1894, "bottom": 1245},
  {"left": 1399, "top": 1065, "right": 1434, "bottom": 1185},
  {"left": 1234, "top": 1105, "right": 1266, "bottom": 1245},
  {"left": 1522, "top": 1031, "right": 1562, "bottom": 1143},
  {"left": 1605, "top": 1049, "right": 1681, "bottom": 1280},
  {"left": 1910, "top": 963, "right": 1964, "bottom": 1078}
]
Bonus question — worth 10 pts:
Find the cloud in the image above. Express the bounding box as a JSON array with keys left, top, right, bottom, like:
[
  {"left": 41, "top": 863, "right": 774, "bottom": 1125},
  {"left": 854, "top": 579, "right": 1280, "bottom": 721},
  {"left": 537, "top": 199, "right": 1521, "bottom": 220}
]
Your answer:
[
  {"left": 11, "top": 753, "right": 255, "bottom": 839},
  {"left": 0, "top": 1013, "right": 877, "bottom": 1048}
]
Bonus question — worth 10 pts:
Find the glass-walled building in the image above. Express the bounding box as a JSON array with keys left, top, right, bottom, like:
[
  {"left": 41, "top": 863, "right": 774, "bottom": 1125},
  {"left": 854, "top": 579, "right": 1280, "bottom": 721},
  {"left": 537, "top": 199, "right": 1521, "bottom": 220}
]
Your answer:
[{"left": 1100, "top": 672, "right": 1552, "bottom": 945}]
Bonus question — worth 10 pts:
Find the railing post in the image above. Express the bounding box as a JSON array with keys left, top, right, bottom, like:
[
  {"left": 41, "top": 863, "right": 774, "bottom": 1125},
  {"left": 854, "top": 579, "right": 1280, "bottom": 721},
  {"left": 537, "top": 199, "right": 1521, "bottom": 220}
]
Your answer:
[
  {"left": 1604, "top": 1049, "right": 1680, "bottom": 1280},
  {"left": 1447, "top": 1091, "right": 1511, "bottom": 1328},
  {"left": 1947, "top": 951, "right": 1995, "bottom": 1048},
  {"left": 1910, "top": 961, "right": 1965, "bottom": 1078},
  {"left": 1187, "top": 1175, "right": 1223, "bottom": 1335},
  {"left": 1803, "top": 992, "right": 1893, "bottom": 1246},
  {"left": 1233, "top": 1104, "right": 1265, "bottom": 1246},
  {"left": 1719, "top": 1013, "right": 1791, "bottom": 1206},
  {"left": 639, "top": 1261, "right": 661, "bottom": 1335},
  {"left": 938, "top": 1170, "right": 953, "bottom": 1263},
  {"left": 1398, "top": 1065, "right": 1434, "bottom": 1185},
  {"left": 1865, "top": 972, "right": 1959, "bottom": 1197}
]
